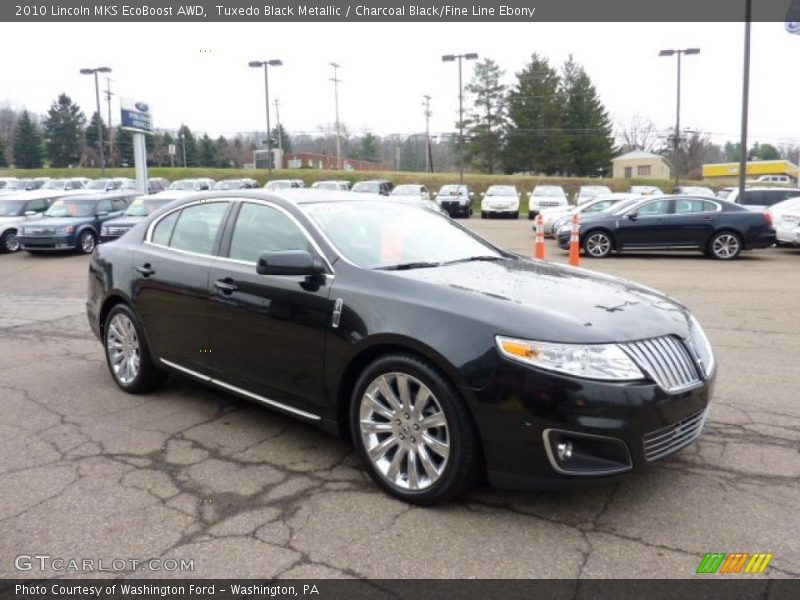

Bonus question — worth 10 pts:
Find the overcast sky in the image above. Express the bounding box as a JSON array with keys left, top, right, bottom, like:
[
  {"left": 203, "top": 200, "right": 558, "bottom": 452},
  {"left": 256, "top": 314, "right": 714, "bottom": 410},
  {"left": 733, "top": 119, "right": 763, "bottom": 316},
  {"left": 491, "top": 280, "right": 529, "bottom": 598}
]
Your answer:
[{"left": 1, "top": 21, "right": 799, "bottom": 148}]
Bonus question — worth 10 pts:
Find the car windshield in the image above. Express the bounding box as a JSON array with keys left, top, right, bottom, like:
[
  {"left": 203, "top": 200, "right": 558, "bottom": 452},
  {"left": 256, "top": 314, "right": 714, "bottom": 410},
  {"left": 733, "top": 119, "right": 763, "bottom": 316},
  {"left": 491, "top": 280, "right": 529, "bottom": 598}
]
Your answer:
[
  {"left": 533, "top": 187, "right": 563, "bottom": 197},
  {"left": 486, "top": 186, "right": 516, "bottom": 196},
  {"left": 438, "top": 185, "right": 466, "bottom": 196},
  {"left": 314, "top": 182, "right": 340, "bottom": 190},
  {"left": 392, "top": 185, "right": 422, "bottom": 195},
  {"left": 0, "top": 200, "right": 25, "bottom": 216},
  {"left": 608, "top": 197, "right": 644, "bottom": 215},
  {"left": 42, "top": 179, "right": 67, "bottom": 190},
  {"left": 214, "top": 180, "right": 242, "bottom": 190},
  {"left": 352, "top": 182, "right": 380, "bottom": 193},
  {"left": 86, "top": 179, "right": 112, "bottom": 190},
  {"left": 45, "top": 199, "right": 96, "bottom": 217},
  {"left": 169, "top": 180, "right": 198, "bottom": 191},
  {"left": 304, "top": 201, "right": 503, "bottom": 269},
  {"left": 125, "top": 198, "right": 171, "bottom": 216},
  {"left": 580, "top": 186, "right": 611, "bottom": 196},
  {"left": 266, "top": 181, "right": 293, "bottom": 189}
]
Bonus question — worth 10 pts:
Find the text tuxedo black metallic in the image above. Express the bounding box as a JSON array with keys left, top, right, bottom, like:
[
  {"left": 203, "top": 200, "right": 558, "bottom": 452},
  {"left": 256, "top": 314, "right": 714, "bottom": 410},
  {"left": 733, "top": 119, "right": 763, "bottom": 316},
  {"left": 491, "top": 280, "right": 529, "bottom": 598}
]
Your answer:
[{"left": 87, "top": 190, "right": 715, "bottom": 504}]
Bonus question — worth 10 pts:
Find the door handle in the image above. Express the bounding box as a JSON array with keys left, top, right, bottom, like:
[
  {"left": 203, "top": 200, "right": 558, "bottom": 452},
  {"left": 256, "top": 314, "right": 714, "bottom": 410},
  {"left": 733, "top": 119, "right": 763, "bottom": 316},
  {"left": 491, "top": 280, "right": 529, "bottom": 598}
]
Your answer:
[
  {"left": 214, "top": 278, "right": 239, "bottom": 294},
  {"left": 135, "top": 264, "right": 155, "bottom": 277},
  {"left": 703, "top": 216, "right": 713, "bottom": 221}
]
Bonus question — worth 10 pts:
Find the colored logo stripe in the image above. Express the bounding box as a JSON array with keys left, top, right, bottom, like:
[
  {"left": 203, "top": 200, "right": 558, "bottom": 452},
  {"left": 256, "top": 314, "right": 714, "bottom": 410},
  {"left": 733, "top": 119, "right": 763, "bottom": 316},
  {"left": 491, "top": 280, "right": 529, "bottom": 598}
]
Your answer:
[{"left": 696, "top": 552, "right": 772, "bottom": 574}]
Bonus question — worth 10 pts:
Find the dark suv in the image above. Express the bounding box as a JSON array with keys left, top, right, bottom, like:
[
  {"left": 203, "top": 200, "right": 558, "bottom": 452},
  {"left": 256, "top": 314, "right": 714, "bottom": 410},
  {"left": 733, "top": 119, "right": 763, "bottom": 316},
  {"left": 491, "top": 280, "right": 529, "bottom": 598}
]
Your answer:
[{"left": 18, "top": 192, "right": 137, "bottom": 254}]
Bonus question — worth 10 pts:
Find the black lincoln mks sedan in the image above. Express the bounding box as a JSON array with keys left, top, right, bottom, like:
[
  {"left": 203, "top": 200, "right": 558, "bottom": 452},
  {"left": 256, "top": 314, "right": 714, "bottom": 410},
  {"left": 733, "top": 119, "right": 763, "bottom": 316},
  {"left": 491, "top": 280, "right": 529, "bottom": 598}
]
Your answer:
[
  {"left": 87, "top": 190, "right": 716, "bottom": 504},
  {"left": 556, "top": 195, "right": 776, "bottom": 260}
]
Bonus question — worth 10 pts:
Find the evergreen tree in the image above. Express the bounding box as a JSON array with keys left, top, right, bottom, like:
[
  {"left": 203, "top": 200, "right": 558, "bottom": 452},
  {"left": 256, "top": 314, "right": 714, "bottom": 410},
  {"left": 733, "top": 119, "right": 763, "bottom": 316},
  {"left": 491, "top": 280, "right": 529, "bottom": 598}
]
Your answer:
[
  {"left": 176, "top": 124, "right": 198, "bottom": 166},
  {"left": 13, "top": 111, "right": 44, "bottom": 168},
  {"left": 199, "top": 134, "right": 217, "bottom": 167},
  {"left": 399, "top": 136, "right": 426, "bottom": 172},
  {"left": 464, "top": 58, "right": 507, "bottom": 174},
  {"left": 43, "top": 93, "right": 85, "bottom": 167},
  {"left": 115, "top": 126, "right": 134, "bottom": 166},
  {"left": 503, "top": 55, "right": 564, "bottom": 174},
  {"left": 559, "top": 57, "right": 615, "bottom": 176},
  {"left": 84, "top": 111, "right": 109, "bottom": 165},
  {"left": 358, "top": 132, "right": 381, "bottom": 163},
  {"left": 0, "top": 137, "right": 7, "bottom": 167},
  {"left": 271, "top": 124, "right": 293, "bottom": 154}
]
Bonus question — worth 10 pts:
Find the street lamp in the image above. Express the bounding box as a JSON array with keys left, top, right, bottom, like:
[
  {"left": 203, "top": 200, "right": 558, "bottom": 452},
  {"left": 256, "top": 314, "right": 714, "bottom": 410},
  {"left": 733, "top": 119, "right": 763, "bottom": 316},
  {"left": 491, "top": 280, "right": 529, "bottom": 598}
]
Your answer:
[
  {"left": 330, "top": 62, "right": 342, "bottom": 170},
  {"left": 249, "top": 59, "right": 282, "bottom": 179},
  {"left": 442, "top": 53, "right": 478, "bottom": 185},
  {"left": 659, "top": 48, "right": 700, "bottom": 187},
  {"left": 80, "top": 66, "right": 112, "bottom": 175}
]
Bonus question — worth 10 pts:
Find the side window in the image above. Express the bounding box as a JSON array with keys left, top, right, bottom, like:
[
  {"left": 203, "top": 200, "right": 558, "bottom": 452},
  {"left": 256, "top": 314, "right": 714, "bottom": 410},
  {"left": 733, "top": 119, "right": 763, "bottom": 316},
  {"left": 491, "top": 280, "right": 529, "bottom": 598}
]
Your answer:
[
  {"left": 97, "top": 199, "right": 112, "bottom": 214},
  {"left": 169, "top": 202, "right": 229, "bottom": 255},
  {"left": 228, "top": 203, "right": 311, "bottom": 263},
  {"left": 151, "top": 211, "right": 180, "bottom": 246},
  {"left": 742, "top": 191, "right": 764, "bottom": 206},
  {"left": 25, "top": 199, "right": 47, "bottom": 212},
  {"left": 675, "top": 199, "right": 707, "bottom": 214},
  {"left": 112, "top": 198, "right": 128, "bottom": 211},
  {"left": 701, "top": 201, "right": 718, "bottom": 212},
  {"left": 637, "top": 199, "right": 672, "bottom": 216}
]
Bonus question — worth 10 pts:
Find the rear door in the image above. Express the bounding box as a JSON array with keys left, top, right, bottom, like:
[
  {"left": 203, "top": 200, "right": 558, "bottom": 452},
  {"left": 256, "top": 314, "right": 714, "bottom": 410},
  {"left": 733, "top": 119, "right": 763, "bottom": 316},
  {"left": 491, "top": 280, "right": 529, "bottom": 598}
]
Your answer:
[
  {"left": 670, "top": 199, "right": 718, "bottom": 247},
  {"left": 132, "top": 200, "right": 232, "bottom": 373}
]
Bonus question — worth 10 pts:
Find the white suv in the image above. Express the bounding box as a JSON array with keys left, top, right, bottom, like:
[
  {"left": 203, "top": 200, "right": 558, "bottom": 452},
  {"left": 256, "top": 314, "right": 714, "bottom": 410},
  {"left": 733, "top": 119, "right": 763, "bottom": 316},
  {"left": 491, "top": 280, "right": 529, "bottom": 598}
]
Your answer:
[
  {"left": 528, "top": 185, "right": 567, "bottom": 219},
  {"left": 725, "top": 187, "right": 800, "bottom": 211}
]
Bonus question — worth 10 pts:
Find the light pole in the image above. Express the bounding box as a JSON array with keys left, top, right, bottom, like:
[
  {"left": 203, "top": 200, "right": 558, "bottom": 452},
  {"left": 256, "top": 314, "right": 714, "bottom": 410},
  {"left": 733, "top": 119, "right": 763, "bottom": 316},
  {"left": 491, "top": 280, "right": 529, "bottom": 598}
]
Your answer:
[
  {"left": 80, "top": 66, "right": 112, "bottom": 175},
  {"left": 423, "top": 94, "right": 433, "bottom": 173},
  {"left": 330, "top": 62, "right": 342, "bottom": 169},
  {"left": 178, "top": 131, "right": 187, "bottom": 167},
  {"left": 659, "top": 48, "right": 700, "bottom": 187},
  {"left": 442, "top": 53, "right": 478, "bottom": 185},
  {"left": 274, "top": 98, "right": 283, "bottom": 152},
  {"left": 249, "top": 59, "right": 283, "bottom": 179},
  {"left": 739, "top": 0, "right": 752, "bottom": 199}
]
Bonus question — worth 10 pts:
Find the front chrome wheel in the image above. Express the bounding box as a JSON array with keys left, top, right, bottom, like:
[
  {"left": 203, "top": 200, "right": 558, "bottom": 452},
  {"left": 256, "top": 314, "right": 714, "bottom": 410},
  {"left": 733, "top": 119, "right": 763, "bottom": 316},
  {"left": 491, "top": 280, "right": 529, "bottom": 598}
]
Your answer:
[
  {"left": 2, "top": 230, "right": 19, "bottom": 253},
  {"left": 711, "top": 233, "right": 741, "bottom": 259},
  {"left": 585, "top": 232, "right": 612, "bottom": 257},
  {"left": 106, "top": 313, "right": 141, "bottom": 386},
  {"left": 79, "top": 230, "right": 96, "bottom": 254},
  {"left": 359, "top": 372, "right": 450, "bottom": 491}
]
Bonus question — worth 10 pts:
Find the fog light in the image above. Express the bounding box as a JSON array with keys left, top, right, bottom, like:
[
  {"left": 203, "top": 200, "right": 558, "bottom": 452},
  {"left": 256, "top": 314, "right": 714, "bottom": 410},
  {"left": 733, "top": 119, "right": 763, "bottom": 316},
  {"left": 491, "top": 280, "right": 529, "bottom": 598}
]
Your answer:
[{"left": 556, "top": 440, "right": 573, "bottom": 461}]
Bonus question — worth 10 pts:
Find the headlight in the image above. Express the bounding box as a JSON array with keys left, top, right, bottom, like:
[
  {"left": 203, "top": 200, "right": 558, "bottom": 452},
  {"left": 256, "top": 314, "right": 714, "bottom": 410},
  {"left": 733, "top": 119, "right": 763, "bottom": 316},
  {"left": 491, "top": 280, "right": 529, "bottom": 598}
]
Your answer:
[
  {"left": 58, "top": 226, "right": 75, "bottom": 234},
  {"left": 557, "top": 225, "right": 571, "bottom": 235},
  {"left": 496, "top": 336, "right": 645, "bottom": 381}
]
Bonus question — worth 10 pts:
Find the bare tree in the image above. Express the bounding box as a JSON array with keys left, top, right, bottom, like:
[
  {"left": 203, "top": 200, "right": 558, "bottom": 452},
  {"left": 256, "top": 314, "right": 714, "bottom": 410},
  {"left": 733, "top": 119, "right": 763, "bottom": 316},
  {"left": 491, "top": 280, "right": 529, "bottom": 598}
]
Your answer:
[{"left": 616, "top": 114, "right": 661, "bottom": 153}]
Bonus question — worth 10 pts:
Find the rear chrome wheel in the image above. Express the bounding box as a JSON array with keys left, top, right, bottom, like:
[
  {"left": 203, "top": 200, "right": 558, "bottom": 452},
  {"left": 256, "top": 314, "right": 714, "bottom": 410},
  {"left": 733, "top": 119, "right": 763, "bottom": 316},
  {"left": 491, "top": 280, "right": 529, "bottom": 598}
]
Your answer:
[
  {"left": 709, "top": 232, "right": 741, "bottom": 260},
  {"left": 359, "top": 372, "right": 450, "bottom": 491},
  {"left": 584, "top": 231, "right": 613, "bottom": 258},
  {"left": 351, "top": 354, "right": 479, "bottom": 504},
  {"left": 78, "top": 230, "right": 96, "bottom": 254}
]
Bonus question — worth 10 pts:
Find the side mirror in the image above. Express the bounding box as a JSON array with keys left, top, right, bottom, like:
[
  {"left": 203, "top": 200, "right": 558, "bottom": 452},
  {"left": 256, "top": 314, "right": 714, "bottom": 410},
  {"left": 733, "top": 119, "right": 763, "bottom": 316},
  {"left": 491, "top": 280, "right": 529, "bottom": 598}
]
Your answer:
[
  {"left": 627, "top": 212, "right": 638, "bottom": 221},
  {"left": 256, "top": 250, "right": 326, "bottom": 276}
]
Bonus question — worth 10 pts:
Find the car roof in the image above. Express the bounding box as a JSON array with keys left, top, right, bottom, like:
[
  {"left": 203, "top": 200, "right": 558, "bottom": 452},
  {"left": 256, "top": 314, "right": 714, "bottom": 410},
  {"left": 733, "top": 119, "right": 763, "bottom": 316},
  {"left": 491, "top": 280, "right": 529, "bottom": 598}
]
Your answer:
[{"left": 56, "top": 191, "right": 137, "bottom": 202}]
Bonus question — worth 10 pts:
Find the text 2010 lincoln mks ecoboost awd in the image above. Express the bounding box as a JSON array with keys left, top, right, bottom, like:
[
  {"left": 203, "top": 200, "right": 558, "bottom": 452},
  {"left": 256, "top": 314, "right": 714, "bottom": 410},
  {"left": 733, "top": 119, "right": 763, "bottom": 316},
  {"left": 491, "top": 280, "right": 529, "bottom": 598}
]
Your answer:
[{"left": 87, "top": 190, "right": 715, "bottom": 504}]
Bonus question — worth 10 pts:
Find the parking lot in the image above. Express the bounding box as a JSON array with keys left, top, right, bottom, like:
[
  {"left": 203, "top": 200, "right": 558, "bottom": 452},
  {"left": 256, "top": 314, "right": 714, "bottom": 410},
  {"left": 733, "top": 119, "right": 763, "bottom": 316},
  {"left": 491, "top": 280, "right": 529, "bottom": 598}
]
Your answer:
[{"left": 1, "top": 217, "right": 798, "bottom": 579}]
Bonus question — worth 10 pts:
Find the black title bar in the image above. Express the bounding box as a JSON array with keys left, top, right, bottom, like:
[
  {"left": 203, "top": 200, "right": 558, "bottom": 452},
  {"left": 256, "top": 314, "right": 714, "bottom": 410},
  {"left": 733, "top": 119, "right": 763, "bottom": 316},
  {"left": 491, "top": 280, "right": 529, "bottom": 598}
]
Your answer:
[{"left": 3, "top": 0, "right": 800, "bottom": 22}]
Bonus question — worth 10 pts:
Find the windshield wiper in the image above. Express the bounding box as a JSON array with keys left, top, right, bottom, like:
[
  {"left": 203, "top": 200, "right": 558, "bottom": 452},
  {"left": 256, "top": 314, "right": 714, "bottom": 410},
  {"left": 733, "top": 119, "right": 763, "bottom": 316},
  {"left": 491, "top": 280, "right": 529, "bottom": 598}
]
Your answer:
[
  {"left": 442, "top": 255, "right": 505, "bottom": 265},
  {"left": 375, "top": 261, "right": 441, "bottom": 271}
]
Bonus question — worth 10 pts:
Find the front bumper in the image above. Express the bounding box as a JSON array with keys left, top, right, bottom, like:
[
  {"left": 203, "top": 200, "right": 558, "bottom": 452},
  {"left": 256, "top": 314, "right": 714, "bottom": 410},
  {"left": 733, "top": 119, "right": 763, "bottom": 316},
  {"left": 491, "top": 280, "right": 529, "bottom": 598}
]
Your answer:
[
  {"left": 18, "top": 235, "right": 76, "bottom": 251},
  {"left": 470, "top": 359, "right": 714, "bottom": 489},
  {"left": 482, "top": 203, "right": 519, "bottom": 214},
  {"left": 437, "top": 200, "right": 469, "bottom": 215}
]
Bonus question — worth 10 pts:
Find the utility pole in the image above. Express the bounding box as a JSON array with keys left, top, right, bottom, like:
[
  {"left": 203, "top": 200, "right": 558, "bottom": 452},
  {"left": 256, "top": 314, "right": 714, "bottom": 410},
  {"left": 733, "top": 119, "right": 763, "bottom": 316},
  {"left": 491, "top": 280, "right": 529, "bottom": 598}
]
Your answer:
[
  {"left": 423, "top": 94, "right": 433, "bottom": 173},
  {"left": 738, "top": 0, "right": 752, "bottom": 200},
  {"left": 274, "top": 98, "right": 282, "bottom": 151},
  {"left": 104, "top": 77, "right": 114, "bottom": 167},
  {"left": 442, "top": 53, "right": 478, "bottom": 185},
  {"left": 658, "top": 48, "right": 700, "bottom": 187},
  {"left": 330, "top": 62, "right": 342, "bottom": 169}
]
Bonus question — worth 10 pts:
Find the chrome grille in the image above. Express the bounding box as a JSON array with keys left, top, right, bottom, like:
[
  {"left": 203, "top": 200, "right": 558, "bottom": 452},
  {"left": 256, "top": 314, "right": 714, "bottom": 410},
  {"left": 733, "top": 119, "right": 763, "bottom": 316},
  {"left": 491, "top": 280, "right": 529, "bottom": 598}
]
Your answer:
[
  {"left": 643, "top": 409, "right": 707, "bottom": 461},
  {"left": 25, "top": 228, "right": 55, "bottom": 236},
  {"left": 539, "top": 200, "right": 562, "bottom": 207},
  {"left": 621, "top": 336, "right": 701, "bottom": 392},
  {"left": 105, "top": 227, "right": 131, "bottom": 236}
]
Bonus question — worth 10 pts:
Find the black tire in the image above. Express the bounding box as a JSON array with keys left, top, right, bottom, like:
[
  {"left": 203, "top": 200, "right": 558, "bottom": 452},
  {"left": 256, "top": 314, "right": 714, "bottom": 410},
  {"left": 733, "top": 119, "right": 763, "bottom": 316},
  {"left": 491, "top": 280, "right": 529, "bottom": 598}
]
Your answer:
[
  {"left": 1, "top": 229, "right": 20, "bottom": 253},
  {"left": 583, "top": 230, "right": 613, "bottom": 258},
  {"left": 708, "top": 231, "right": 742, "bottom": 260},
  {"left": 528, "top": 211, "right": 537, "bottom": 220},
  {"left": 103, "top": 304, "right": 168, "bottom": 394},
  {"left": 350, "top": 354, "right": 480, "bottom": 505},
  {"left": 462, "top": 206, "right": 471, "bottom": 218},
  {"left": 77, "top": 229, "right": 97, "bottom": 255},
  {"left": 511, "top": 211, "right": 519, "bottom": 220},
  {"left": 481, "top": 211, "right": 488, "bottom": 219}
]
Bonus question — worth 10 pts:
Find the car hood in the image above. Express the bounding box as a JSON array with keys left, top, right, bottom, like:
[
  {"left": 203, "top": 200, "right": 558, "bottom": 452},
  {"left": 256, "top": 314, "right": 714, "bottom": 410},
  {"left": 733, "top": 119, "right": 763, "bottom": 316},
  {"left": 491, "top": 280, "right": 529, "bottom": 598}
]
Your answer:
[
  {"left": 393, "top": 258, "right": 692, "bottom": 344},
  {"left": 103, "top": 216, "right": 144, "bottom": 228},
  {"left": 24, "top": 217, "right": 91, "bottom": 228}
]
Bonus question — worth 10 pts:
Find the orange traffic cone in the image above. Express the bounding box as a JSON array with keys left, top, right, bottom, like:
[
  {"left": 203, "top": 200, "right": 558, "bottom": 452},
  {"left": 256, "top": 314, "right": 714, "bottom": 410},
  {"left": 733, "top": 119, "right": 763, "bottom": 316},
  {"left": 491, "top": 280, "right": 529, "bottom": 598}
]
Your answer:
[
  {"left": 569, "top": 213, "right": 581, "bottom": 267},
  {"left": 534, "top": 213, "right": 546, "bottom": 260}
]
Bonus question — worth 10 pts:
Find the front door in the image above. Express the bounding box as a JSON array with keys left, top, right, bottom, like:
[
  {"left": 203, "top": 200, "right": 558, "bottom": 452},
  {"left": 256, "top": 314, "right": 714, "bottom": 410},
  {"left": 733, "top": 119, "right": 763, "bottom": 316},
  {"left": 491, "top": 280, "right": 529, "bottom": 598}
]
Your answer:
[
  {"left": 615, "top": 198, "right": 675, "bottom": 248},
  {"left": 207, "top": 201, "right": 333, "bottom": 415}
]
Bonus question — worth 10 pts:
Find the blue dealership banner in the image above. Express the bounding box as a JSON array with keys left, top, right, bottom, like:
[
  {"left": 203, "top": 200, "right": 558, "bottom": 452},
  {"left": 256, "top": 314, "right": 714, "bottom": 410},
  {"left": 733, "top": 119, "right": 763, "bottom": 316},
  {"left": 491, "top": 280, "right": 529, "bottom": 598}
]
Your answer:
[{"left": 120, "top": 97, "right": 153, "bottom": 135}]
